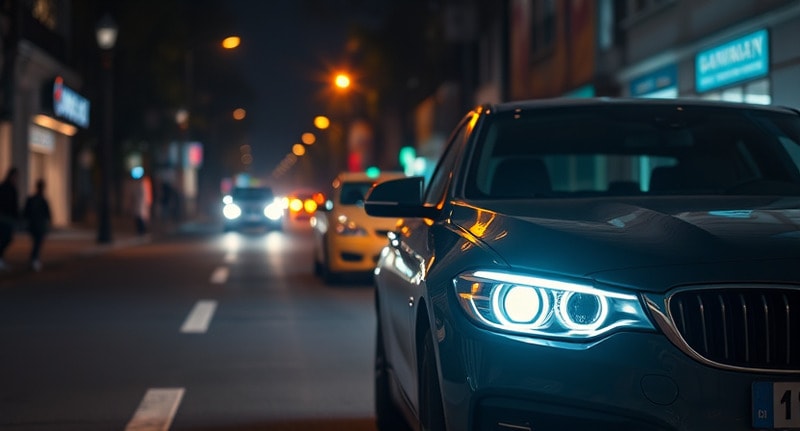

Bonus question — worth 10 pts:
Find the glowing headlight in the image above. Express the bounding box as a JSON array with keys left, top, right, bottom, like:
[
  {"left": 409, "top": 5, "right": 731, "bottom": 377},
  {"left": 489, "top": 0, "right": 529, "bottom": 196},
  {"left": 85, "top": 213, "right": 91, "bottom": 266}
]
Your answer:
[
  {"left": 264, "top": 202, "right": 283, "bottom": 221},
  {"left": 223, "top": 203, "right": 242, "bottom": 220},
  {"left": 455, "top": 270, "right": 653, "bottom": 340}
]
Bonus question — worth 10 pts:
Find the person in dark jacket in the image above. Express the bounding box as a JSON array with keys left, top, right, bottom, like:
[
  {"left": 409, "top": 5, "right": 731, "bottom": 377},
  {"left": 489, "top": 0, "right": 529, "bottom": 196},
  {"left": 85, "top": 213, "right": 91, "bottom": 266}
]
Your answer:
[
  {"left": 0, "top": 167, "right": 19, "bottom": 270},
  {"left": 23, "top": 179, "right": 51, "bottom": 272}
]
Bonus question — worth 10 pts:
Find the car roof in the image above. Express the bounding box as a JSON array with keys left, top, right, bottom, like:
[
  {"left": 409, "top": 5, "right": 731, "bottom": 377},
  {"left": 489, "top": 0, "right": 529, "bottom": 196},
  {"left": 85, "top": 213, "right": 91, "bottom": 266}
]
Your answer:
[{"left": 482, "top": 97, "right": 800, "bottom": 116}]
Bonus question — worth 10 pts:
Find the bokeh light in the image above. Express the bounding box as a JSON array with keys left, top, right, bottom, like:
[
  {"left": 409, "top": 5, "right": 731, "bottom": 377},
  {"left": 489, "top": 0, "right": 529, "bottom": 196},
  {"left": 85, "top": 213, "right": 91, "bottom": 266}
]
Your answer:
[
  {"left": 314, "top": 116, "right": 330, "bottom": 130},
  {"left": 222, "top": 36, "right": 241, "bottom": 49},
  {"left": 301, "top": 132, "right": 316, "bottom": 145}
]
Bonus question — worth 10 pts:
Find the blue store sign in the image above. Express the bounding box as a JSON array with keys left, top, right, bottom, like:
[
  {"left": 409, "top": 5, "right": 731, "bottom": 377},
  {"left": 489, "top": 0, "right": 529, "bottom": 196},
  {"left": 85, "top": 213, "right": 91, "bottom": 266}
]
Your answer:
[
  {"left": 695, "top": 29, "right": 769, "bottom": 93},
  {"left": 52, "top": 76, "right": 90, "bottom": 128},
  {"left": 630, "top": 64, "right": 677, "bottom": 97}
]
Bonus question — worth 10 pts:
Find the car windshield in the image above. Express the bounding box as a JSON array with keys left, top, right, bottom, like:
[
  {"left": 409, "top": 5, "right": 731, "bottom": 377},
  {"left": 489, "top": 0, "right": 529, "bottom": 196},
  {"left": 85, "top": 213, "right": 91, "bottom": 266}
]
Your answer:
[
  {"left": 232, "top": 187, "right": 274, "bottom": 201},
  {"left": 339, "top": 182, "right": 375, "bottom": 205},
  {"left": 465, "top": 105, "right": 800, "bottom": 199}
]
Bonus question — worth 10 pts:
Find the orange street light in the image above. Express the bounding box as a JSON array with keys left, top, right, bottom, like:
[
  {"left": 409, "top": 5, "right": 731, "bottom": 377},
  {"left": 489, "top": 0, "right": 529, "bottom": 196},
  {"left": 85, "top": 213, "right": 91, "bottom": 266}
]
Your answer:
[
  {"left": 292, "top": 143, "right": 306, "bottom": 156},
  {"left": 301, "top": 132, "right": 316, "bottom": 145},
  {"left": 334, "top": 73, "right": 351, "bottom": 90},
  {"left": 222, "top": 36, "right": 241, "bottom": 49},
  {"left": 314, "top": 115, "right": 330, "bottom": 130},
  {"left": 233, "top": 108, "right": 246, "bottom": 120}
]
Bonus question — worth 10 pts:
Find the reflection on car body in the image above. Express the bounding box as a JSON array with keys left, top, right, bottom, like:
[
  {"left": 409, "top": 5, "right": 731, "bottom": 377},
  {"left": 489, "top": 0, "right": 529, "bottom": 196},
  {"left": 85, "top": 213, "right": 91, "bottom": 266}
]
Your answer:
[
  {"left": 366, "top": 98, "right": 800, "bottom": 431},
  {"left": 310, "top": 171, "right": 405, "bottom": 284}
]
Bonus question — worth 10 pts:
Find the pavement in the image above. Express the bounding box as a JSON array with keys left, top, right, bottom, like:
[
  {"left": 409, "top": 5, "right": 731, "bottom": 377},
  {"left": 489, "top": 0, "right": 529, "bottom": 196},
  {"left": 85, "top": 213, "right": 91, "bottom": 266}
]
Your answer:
[{"left": 0, "top": 216, "right": 189, "bottom": 280}]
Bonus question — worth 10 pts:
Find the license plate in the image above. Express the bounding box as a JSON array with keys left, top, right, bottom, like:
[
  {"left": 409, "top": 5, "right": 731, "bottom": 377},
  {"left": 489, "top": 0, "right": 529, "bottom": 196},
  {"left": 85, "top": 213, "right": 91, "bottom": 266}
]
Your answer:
[{"left": 753, "top": 382, "right": 800, "bottom": 429}]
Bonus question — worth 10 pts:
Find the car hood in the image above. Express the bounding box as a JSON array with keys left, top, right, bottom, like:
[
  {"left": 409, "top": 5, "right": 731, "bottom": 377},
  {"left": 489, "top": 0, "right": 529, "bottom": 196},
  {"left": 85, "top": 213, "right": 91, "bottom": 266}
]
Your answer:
[{"left": 452, "top": 196, "right": 800, "bottom": 292}]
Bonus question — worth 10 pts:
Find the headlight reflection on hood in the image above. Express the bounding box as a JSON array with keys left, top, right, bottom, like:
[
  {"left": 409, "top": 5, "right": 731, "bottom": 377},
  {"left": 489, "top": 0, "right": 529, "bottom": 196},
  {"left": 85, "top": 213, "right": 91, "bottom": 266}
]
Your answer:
[{"left": 455, "top": 270, "right": 653, "bottom": 340}]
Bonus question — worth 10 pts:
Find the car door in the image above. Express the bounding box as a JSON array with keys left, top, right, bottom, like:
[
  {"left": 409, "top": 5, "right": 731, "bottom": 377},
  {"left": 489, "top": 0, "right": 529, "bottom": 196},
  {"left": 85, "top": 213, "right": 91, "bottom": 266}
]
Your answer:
[{"left": 380, "top": 114, "right": 474, "bottom": 409}]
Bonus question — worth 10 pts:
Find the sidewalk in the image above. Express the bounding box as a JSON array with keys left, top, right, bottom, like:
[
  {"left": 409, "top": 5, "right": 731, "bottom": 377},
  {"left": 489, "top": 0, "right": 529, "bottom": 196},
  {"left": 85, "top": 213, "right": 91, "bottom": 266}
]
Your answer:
[{"left": 0, "top": 216, "right": 177, "bottom": 279}]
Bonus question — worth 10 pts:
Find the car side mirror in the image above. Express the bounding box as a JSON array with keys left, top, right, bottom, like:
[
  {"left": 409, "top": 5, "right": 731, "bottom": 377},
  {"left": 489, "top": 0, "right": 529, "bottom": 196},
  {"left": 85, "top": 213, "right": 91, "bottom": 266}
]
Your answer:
[{"left": 364, "top": 177, "right": 438, "bottom": 218}]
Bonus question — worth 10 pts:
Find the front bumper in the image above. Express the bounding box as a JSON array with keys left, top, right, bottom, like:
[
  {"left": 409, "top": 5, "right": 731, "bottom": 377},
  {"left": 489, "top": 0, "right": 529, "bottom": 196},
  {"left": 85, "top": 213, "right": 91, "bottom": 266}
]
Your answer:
[
  {"left": 327, "top": 234, "right": 386, "bottom": 273},
  {"left": 438, "top": 312, "right": 797, "bottom": 431}
]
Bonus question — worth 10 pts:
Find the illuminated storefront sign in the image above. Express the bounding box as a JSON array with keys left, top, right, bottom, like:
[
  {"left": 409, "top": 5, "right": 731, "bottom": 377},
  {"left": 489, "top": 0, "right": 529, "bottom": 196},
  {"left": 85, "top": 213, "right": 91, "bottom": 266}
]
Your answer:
[
  {"left": 52, "top": 76, "right": 90, "bottom": 128},
  {"left": 695, "top": 29, "right": 769, "bottom": 93},
  {"left": 630, "top": 64, "right": 677, "bottom": 97}
]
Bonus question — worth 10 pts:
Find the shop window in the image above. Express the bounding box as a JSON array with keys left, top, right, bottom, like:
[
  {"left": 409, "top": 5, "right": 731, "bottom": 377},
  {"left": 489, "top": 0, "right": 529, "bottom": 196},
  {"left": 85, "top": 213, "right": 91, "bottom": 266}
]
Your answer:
[{"left": 700, "top": 79, "right": 771, "bottom": 105}]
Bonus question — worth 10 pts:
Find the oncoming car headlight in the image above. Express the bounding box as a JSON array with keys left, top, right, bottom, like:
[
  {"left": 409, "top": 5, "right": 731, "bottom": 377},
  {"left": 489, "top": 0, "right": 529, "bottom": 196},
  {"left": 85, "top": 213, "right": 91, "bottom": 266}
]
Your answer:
[
  {"left": 223, "top": 203, "right": 242, "bottom": 220},
  {"left": 264, "top": 201, "right": 283, "bottom": 221},
  {"left": 455, "top": 270, "right": 653, "bottom": 340}
]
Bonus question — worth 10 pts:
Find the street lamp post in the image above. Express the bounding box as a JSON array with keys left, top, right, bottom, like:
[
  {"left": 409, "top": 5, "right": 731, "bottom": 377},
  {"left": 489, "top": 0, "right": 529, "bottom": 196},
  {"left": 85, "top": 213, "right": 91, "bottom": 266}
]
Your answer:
[{"left": 95, "top": 14, "right": 118, "bottom": 244}]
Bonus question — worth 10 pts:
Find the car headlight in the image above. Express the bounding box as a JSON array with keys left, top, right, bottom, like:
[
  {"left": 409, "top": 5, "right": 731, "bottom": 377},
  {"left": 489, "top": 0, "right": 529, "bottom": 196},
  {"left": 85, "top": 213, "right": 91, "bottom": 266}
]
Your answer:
[
  {"left": 223, "top": 203, "right": 242, "bottom": 220},
  {"left": 264, "top": 202, "right": 283, "bottom": 221},
  {"left": 455, "top": 270, "right": 653, "bottom": 340}
]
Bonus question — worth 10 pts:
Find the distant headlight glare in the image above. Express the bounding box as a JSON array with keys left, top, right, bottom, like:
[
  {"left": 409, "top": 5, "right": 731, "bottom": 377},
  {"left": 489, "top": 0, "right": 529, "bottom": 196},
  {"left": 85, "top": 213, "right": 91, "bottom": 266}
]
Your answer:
[
  {"left": 223, "top": 203, "right": 241, "bottom": 220},
  {"left": 455, "top": 270, "right": 653, "bottom": 340},
  {"left": 264, "top": 202, "right": 283, "bottom": 221}
]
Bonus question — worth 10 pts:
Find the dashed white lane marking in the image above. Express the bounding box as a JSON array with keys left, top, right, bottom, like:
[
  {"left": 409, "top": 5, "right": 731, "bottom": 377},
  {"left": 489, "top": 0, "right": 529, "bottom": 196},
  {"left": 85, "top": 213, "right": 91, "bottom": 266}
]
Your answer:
[
  {"left": 210, "top": 266, "right": 229, "bottom": 284},
  {"left": 124, "top": 388, "right": 185, "bottom": 431},
  {"left": 180, "top": 300, "right": 217, "bottom": 334}
]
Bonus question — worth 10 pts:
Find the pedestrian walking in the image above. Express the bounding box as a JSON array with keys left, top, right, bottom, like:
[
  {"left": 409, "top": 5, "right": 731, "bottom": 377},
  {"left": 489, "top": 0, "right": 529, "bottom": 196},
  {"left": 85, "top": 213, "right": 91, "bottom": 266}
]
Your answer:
[
  {"left": 0, "top": 167, "right": 19, "bottom": 270},
  {"left": 23, "top": 179, "right": 51, "bottom": 272},
  {"left": 132, "top": 175, "right": 152, "bottom": 235}
]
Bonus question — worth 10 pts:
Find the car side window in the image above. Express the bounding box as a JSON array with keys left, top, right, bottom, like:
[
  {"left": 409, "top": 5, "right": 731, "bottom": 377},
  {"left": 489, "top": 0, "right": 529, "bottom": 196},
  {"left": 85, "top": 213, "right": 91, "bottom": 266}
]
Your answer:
[{"left": 424, "top": 117, "right": 471, "bottom": 206}]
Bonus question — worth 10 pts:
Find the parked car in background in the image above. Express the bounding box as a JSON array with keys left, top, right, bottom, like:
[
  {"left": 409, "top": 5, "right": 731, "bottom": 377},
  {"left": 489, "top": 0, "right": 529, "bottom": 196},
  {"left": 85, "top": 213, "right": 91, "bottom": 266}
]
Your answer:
[
  {"left": 366, "top": 99, "right": 800, "bottom": 431},
  {"left": 311, "top": 171, "right": 406, "bottom": 283},
  {"left": 222, "top": 186, "right": 283, "bottom": 232}
]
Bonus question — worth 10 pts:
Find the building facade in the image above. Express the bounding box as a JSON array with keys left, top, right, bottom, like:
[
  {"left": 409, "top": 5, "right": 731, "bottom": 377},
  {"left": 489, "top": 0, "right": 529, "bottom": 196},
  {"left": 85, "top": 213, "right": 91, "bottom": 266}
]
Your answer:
[
  {"left": 616, "top": 0, "right": 800, "bottom": 107},
  {"left": 0, "top": 0, "right": 89, "bottom": 227}
]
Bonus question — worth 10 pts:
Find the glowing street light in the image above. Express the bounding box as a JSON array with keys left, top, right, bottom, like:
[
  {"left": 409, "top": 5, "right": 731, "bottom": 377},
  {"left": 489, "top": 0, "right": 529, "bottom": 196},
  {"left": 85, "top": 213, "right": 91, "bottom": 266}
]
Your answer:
[
  {"left": 334, "top": 73, "right": 351, "bottom": 90},
  {"left": 221, "top": 36, "right": 241, "bottom": 49},
  {"left": 314, "top": 115, "right": 330, "bottom": 130},
  {"left": 292, "top": 143, "right": 306, "bottom": 156},
  {"left": 301, "top": 132, "right": 316, "bottom": 145},
  {"left": 233, "top": 108, "right": 246, "bottom": 120}
]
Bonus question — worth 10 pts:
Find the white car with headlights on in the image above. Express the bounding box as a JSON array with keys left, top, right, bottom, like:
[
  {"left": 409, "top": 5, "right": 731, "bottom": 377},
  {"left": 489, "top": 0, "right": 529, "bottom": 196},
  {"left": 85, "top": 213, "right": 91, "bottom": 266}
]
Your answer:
[{"left": 222, "top": 186, "right": 283, "bottom": 232}]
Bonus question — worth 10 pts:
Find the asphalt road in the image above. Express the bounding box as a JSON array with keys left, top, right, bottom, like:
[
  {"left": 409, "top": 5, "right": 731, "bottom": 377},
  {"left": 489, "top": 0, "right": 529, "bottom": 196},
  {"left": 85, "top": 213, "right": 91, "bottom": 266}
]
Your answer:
[{"left": 0, "top": 223, "right": 378, "bottom": 431}]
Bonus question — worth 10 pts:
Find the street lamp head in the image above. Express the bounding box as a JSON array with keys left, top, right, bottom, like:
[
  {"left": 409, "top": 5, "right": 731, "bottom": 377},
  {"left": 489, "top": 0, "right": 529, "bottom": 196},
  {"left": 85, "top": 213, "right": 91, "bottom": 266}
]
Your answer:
[
  {"left": 313, "top": 116, "right": 330, "bottom": 130},
  {"left": 222, "top": 36, "right": 241, "bottom": 50},
  {"left": 95, "top": 14, "right": 118, "bottom": 50},
  {"left": 334, "top": 73, "right": 351, "bottom": 90}
]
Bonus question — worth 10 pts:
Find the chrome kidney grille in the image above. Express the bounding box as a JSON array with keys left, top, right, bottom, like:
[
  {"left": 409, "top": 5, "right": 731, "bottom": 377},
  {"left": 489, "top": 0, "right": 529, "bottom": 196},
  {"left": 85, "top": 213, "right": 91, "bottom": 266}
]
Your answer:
[{"left": 663, "top": 286, "right": 800, "bottom": 372}]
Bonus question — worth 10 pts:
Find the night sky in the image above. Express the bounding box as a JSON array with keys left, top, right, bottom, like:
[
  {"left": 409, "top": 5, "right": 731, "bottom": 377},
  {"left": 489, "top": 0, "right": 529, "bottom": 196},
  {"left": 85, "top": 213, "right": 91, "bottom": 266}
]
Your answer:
[{"left": 225, "top": 2, "right": 350, "bottom": 179}]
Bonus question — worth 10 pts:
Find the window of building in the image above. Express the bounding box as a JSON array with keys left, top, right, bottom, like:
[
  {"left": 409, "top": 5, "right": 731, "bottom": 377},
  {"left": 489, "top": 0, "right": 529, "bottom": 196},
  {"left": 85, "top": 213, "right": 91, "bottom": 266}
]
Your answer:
[
  {"left": 699, "top": 78, "right": 771, "bottom": 105},
  {"left": 32, "top": 0, "right": 57, "bottom": 31},
  {"left": 530, "top": 0, "right": 557, "bottom": 58}
]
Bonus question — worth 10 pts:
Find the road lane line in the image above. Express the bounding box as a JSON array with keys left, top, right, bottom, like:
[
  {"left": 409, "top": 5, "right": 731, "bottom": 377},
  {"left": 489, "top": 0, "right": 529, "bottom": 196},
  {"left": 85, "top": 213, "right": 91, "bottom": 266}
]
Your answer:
[
  {"left": 210, "top": 266, "right": 229, "bottom": 284},
  {"left": 180, "top": 300, "right": 217, "bottom": 334},
  {"left": 124, "top": 388, "right": 184, "bottom": 431}
]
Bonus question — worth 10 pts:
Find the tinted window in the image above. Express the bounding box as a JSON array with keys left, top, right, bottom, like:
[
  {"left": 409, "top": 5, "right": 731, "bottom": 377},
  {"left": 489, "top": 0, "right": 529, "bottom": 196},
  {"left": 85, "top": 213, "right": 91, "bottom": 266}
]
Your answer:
[
  {"left": 232, "top": 187, "right": 274, "bottom": 201},
  {"left": 465, "top": 106, "right": 800, "bottom": 199},
  {"left": 339, "top": 182, "right": 375, "bottom": 205}
]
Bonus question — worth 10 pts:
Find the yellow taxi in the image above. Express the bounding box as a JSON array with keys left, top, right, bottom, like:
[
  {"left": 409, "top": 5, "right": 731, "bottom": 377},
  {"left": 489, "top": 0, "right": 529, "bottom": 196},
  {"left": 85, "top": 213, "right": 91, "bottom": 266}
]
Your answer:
[{"left": 310, "top": 171, "right": 405, "bottom": 283}]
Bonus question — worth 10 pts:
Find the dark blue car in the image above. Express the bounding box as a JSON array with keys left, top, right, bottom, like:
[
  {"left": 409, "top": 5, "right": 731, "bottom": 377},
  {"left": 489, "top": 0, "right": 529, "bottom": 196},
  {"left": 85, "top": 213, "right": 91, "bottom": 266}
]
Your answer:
[{"left": 366, "top": 98, "right": 800, "bottom": 431}]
